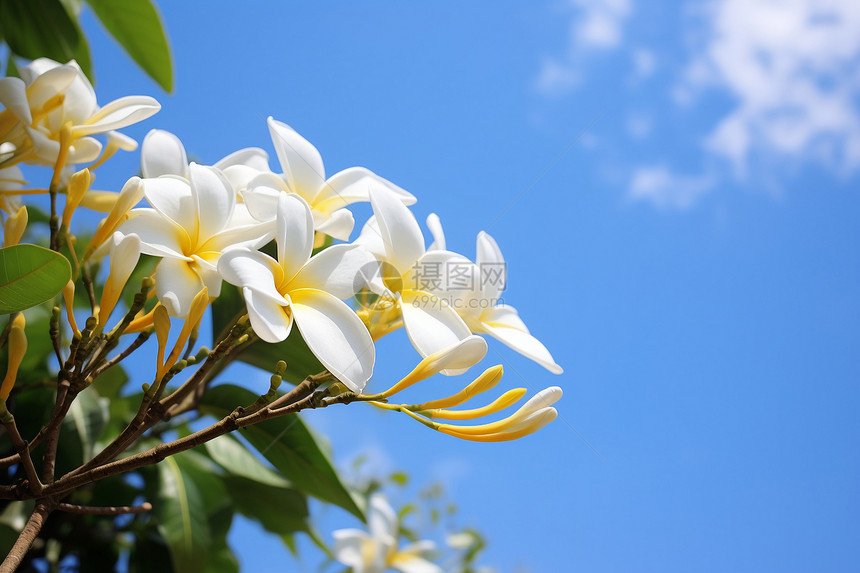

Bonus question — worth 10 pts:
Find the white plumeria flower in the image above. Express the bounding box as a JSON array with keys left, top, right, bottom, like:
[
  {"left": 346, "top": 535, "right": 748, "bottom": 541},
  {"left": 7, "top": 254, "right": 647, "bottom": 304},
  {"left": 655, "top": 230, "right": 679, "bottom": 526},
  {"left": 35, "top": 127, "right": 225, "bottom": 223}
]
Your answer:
[
  {"left": 356, "top": 184, "right": 475, "bottom": 368},
  {"left": 139, "top": 128, "right": 270, "bottom": 226},
  {"left": 117, "top": 163, "right": 273, "bottom": 318},
  {"left": 333, "top": 494, "right": 442, "bottom": 573},
  {"left": 242, "top": 116, "right": 416, "bottom": 242},
  {"left": 0, "top": 58, "right": 159, "bottom": 166},
  {"left": 217, "top": 193, "right": 376, "bottom": 393},
  {"left": 422, "top": 220, "right": 562, "bottom": 374}
]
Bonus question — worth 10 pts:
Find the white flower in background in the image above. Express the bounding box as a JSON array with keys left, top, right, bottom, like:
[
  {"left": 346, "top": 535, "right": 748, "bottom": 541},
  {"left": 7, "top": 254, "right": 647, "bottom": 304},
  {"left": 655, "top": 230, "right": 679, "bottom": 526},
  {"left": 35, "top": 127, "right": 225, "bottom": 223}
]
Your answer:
[
  {"left": 242, "top": 116, "right": 415, "bottom": 242},
  {"left": 356, "top": 184, "right": 474, "bottom": 367},
  {"left": 0, "top": 58, "right": 160, "bottom": 167},
  {"left": 117, "top": 163, "right": 273, "bottom": 318},
  {"left": 333, "top": 494, "right": 442, "bottom": 573},
  {"left": 421, "top": 219, "right": 562, "bottom": 374},
  {"left": 218, "top": 193, "right": 376, "bottom": 393}
]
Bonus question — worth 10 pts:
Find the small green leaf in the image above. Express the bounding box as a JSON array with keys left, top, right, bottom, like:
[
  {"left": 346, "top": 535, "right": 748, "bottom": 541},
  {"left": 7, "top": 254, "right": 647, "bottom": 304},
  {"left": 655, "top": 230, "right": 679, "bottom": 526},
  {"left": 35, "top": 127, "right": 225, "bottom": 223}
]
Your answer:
[
  {"left": 85, "top": 0, "right": 173, "bottom": 92},
  {"left": 199, "top": 384, "right": 363, "bottom": 519},
  {"left": 0, "top": 0, "right": 81, "bottom": 63},
  {"left": 205, "top": 434, "right": 291, "bottom": 488},
  {"left": 157, "top": 456, "right": 210, "bottom": 573},
  {"left": 0, "top": 244, "right": 71, "bottom": 314}
]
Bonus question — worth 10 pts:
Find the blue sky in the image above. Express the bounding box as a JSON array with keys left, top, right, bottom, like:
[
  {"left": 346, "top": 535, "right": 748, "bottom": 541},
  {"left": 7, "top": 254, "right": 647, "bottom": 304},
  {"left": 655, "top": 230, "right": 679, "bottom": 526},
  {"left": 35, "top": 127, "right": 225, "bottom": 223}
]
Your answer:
[{"left": 64, "top": 1, "right": 860, "bottom": 571}]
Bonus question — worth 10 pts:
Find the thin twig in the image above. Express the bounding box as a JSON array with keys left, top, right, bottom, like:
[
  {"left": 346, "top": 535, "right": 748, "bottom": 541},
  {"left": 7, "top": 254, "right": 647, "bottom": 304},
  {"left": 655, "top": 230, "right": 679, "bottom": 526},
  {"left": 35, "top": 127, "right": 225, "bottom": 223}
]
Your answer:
[
  {"left": 56, "top": 502, "right": 152, "bottom": 516},
  {"left": 0, "top": 427, "right": 46, "bottom": 469},
  {"left": 40, "top": 380, "right": 75, "bottom": 483},
  {"left": 1, "top": 417, "right": 43, "bottom": 496},
  {"left": 89, "top": 332, "right": 150, "bottom": 379}
]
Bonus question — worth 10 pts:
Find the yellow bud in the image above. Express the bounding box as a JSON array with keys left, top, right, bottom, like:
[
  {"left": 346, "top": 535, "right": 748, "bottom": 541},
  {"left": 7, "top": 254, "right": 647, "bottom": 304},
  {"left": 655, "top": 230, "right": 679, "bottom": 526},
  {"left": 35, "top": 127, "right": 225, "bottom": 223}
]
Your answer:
[
  {"left": 425, "top": 388, "right": 527, "bottom": 421},
  {"left": 379, "top": 336, "right": 487, "bottom": 398},
  {"left": 416, "top": 364, "right": 504, "bottom": 410},
  {"left": 153, "top": 304, "right": 171, "bottom": 380},
  {"left": 62, "top": 280, "right": 80, "bottom": 336},
  {"left": 438, "top": 408, "right": 558, "bottom": 442},
  {"left": 162, "top": 288, "right": 209, "bottom": 377},
  {"left": 0, "top": 314, "right": 27, "bottom": 399},
  {"left": 2, "top": 205, "right": 27, "bottom": 247},
  {"left": 61, "top": 168, "right": 91, "bottom": 228}
]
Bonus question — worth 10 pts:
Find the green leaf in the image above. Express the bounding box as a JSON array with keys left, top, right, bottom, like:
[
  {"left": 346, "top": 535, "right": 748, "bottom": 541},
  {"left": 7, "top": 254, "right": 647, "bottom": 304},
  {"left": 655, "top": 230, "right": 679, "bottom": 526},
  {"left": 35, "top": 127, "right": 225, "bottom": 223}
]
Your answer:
[
  {"left": 212, "top": 283, "right": 324, "bottom": 384},
  {"left": 199, "top": 384, "right": 363, "bottom": 520},
  {"left": 85, "top": 0, "right": 173, "bottom": 92},
  {"left": 0, "top": 0, "right": 81, "bottom": 63},
  {"left": 223, "top": 474, "right": 309, "bottom": 536},
  {"left": 156, "top": 456, "right": 210, "bottom": 573},
  {"left": 0, "top": 244, "right": 71, "bottom": 314},
  {"left": 205, "top": 434, "right": 291, "bottom": 488},
  {"left": 58, "top": 387, "right": 110, "bottom": 469}
]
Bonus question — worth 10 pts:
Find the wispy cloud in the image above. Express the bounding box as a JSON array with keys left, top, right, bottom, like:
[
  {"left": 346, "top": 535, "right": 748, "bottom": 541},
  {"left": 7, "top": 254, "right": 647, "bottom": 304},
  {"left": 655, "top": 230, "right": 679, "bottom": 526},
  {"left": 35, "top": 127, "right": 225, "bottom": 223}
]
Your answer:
[
  {"left": 534, "top": 0, "right": 632, "bottom": 96},
  {"left": 536, "top": 0, "right": 860, "bottom": 209},
  {"left": 680, "top": 0, "right": 860, "bottom": 177},
  {"left": 629, "top": 166, "right": 714, "bottom": 209}
]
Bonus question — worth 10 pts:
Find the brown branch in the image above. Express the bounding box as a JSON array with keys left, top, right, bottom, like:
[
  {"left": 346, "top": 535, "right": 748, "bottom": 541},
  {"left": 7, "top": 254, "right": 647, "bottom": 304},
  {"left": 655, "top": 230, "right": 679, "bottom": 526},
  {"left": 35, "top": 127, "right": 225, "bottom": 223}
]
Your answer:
[
  {"left": 57, "top": 501, "right": 152, "bottom": 516},
  {"left": 65, "top": 320, "right": 246, "bottom": 479},
  {"left": 41, "top": 373, "right": 336, "bottom": 499},
  {"left": 0, "top": 501, "right": 53, "bottom": 573}
]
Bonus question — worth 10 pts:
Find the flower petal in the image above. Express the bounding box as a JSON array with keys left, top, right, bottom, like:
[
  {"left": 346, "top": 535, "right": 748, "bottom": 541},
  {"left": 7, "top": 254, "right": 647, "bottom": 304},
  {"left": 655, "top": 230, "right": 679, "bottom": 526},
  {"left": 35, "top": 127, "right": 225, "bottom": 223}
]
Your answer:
[
  {"left": 478, "top": 309, "right": 563, "bottom": 374},
  {"left": 65, "top": 136, "right": 102, "bottom": 164},
  {"left": 156, "top": 257, "right": 205, "bottom": 318},
  {"left": 276, "top": 193, "right": 314, "bottom": 282},
  {"left": 316, "top": 166, "right": 416, "bottom": 212},
  {"left": 141, "top": 175, "right": 198, "bottom": 234},
  {"left": 267, "top": 117, "right": 325, "bottom": 200},
  {"left": 243, "top": 172, "right": 288, "bottom": 221},
  {"left": 367, "top": 494, "right": 398, "bottom": 546},
  {"left": 289, "top": 288, "right": 375, "bottom": 393},
  {"left": 314, "top": 207, "right": 354, "bottom": 240},
  {"left": 23, "top": 63, "right": 80, "bottom": 113},
  {"left": 0, "top": 77, "right": 32, "bottom": 124},
  {"left": 214, "top": 146, "right": 270, "bottom": 172},
  {"left": 189, "top": 163, "right": 235, "bottom": 242},
  {"left": 332, "top": 530, "right": 375, "bottom": 573},
  {"left": 289, "top": 244, "right": 379, "bottom": 299},
  {"left": 354, "top": 216, "right": 386, "bottom": 259},
  {"left": 399, "top": 290, "right": 471, "bottom": 373},
  {"left": 476, "top": 231, "right": 505, "bottom": 300},
  {"left": 243, "top": 287, "right": 292, "bottom": 343},
  {"left": 141, "top": 129, "right": 188, "bottom": 178},
  {"left": 425, "top": 213, "right": 445, "bottom": 251},
  {"left": 391, "top": 556, "right": 443, "bottom": 573},
  {"left": 71, "top": 95, "right": 161, "bottom": 138},
  {"left": 369, "top": 184, "right": 425, "bottom": 275},
  {"left": 118, "top": 208, "right": 191, "bottom": 259},
  {"left": 201, "top": 220, "right": 274, "bottom": 254},
  {"left": 217, "top": 248, "right": 287, "bottom": 304}
]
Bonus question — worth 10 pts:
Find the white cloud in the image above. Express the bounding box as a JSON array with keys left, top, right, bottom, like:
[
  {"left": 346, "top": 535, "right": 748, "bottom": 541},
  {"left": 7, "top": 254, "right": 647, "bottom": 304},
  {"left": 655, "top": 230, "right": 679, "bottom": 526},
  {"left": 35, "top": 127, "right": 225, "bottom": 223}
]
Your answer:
[
  {"left": 627, "top": 112, "right": 653, "bottom": 139},
  {"left": 632, "top": 48, "right": 657, "bottom": 79},
  {"left": 629, "top": 166, "right": 715, "bottom": 209},
  {"left": 682, "top": 0, "right": 860, "bottom": 175},
  {"left": 535, "top": 0, "right": 632, "bottom": 95}
]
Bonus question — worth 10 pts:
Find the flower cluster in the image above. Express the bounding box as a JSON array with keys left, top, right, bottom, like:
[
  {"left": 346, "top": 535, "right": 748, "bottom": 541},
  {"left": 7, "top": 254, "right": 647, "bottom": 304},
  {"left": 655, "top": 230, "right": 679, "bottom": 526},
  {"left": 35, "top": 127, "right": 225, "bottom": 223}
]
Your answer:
[{"left": 1, "top": 58, "right": 563, "bottom": 443}]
